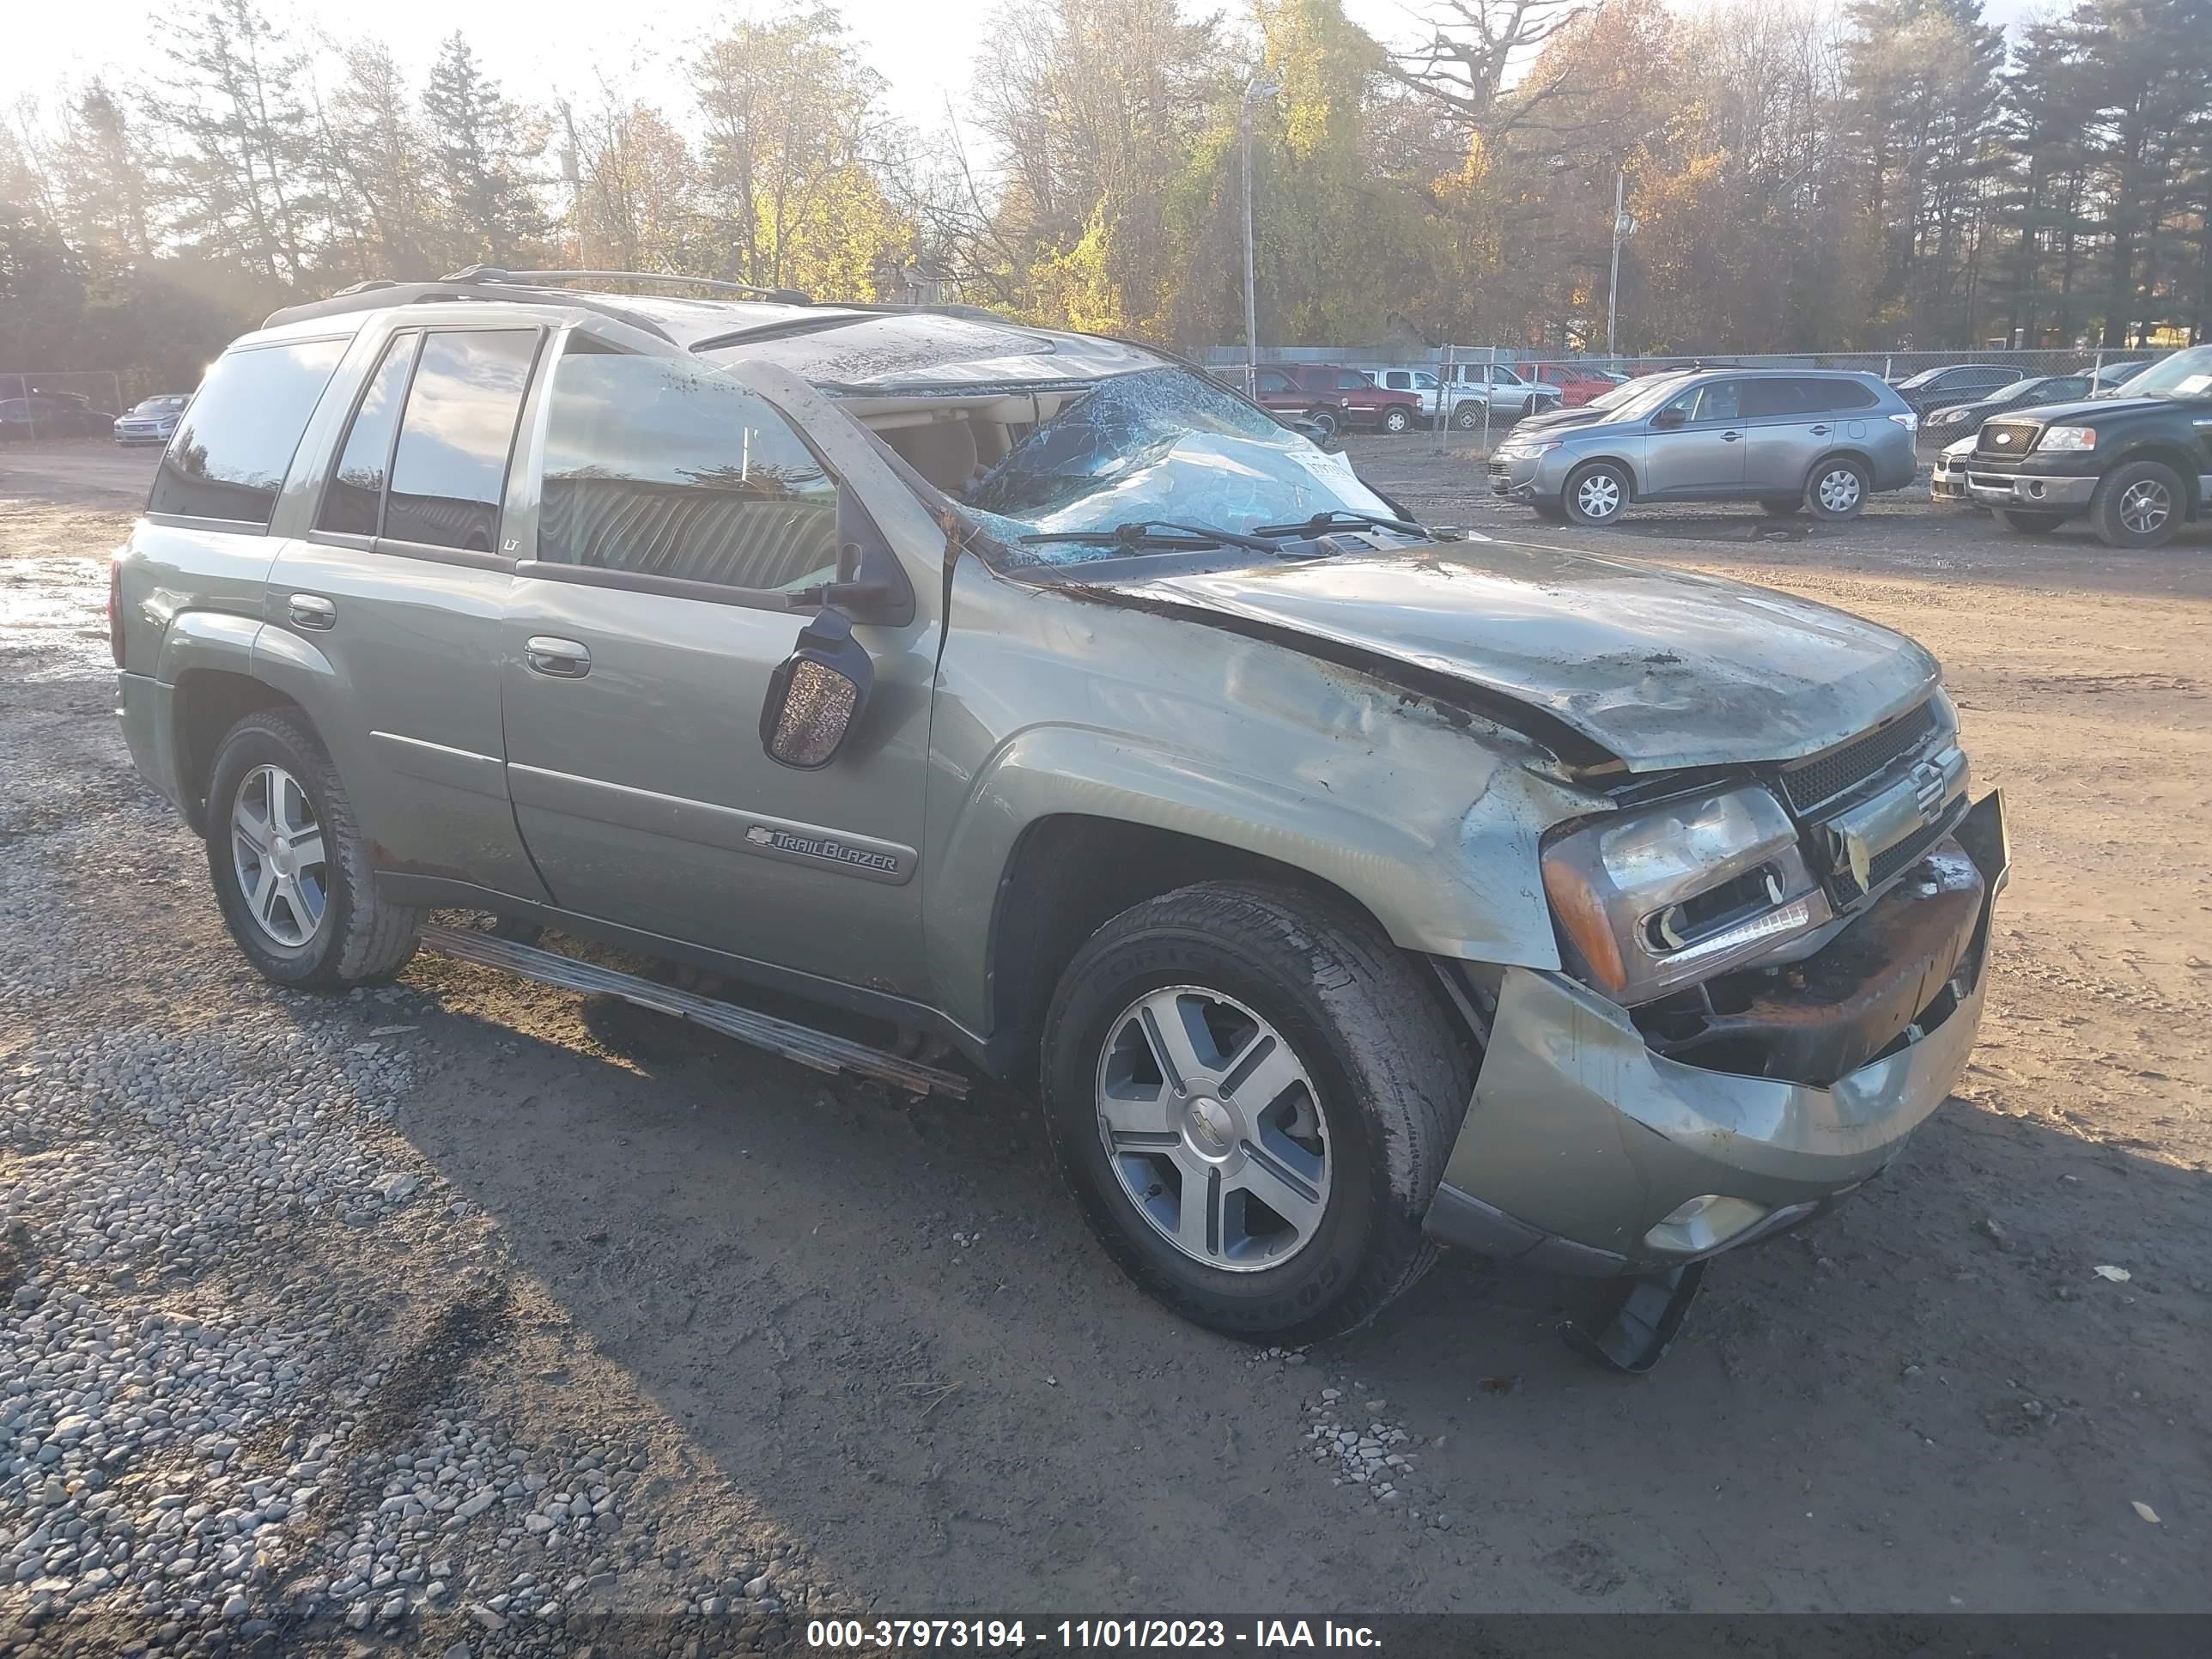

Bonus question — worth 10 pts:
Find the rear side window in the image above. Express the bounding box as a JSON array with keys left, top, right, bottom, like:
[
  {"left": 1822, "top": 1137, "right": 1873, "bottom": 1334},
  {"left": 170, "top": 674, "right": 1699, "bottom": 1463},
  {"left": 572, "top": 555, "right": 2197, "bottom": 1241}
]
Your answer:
[
  {"left": 149, "top": 339, "right": 348, "bottom": 526},
  {"left": 535, "top": 353, "right": 841, "bottom": 594},
  {"left": 1335, "top": 371, "right": 1370, "bottom": 391},
  {"left": 1744, "top": 380, "right": 1820, "bottom": 417},
  {"left": 382, "top": 330, "right": 538, "bottom": 552},
  {"left": 1820, "top": 379, "right": 1880, "bottom": 410},
  {"left": 318, "top": 332, "right": 418, "bottom": 537},
  {"left": 1383, "top": 372, "right": 1410, "bottom": 390}
]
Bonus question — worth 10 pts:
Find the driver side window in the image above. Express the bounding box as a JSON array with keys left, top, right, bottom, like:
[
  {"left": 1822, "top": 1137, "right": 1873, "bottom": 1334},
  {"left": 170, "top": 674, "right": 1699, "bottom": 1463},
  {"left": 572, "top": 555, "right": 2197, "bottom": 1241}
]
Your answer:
[{"left": 536, "top": 350, "right": 842, "bottom": 594}]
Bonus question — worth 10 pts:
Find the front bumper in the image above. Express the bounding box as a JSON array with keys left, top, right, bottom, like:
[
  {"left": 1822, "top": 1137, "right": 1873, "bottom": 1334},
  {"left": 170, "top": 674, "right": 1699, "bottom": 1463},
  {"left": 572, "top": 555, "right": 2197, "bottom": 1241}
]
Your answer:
[
  {"left": 1426, "top": 790, "right": 2008, "bottom": 1276},
  {"left": 1960, "top": 465, "right": 2096, "bottom": 510}
]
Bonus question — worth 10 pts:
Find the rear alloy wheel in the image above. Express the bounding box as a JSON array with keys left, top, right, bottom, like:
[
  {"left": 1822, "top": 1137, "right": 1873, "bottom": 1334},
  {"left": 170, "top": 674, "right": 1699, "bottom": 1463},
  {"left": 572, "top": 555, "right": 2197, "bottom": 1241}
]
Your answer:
[
  {"left": 1041, "top": 882, "right": 1468, "bottom": 1344},
  {"left": 1380, "top": 405, "right": 1412, "bottom": 435},
  {"left": 1806, "top": 457, "right": 1870, "bottom": 521},
  {"left": 205, "top": 708, "right": 422, "bottom": 988},
  {"left": 1996, "top": 507, "right": 2065, "bottom": 535},
  {"left": 2090, "top": 459, "right": 2181, "bottom": 549},
  {"left": 1565, "top": 460, "right": 1631, "bottom": 526}
]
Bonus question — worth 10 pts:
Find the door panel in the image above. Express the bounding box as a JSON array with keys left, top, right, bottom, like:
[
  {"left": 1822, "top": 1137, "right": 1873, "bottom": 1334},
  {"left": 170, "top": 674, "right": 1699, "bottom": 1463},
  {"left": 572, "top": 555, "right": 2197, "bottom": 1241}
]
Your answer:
[
  {"left": 1742, "top": 378, "right": 1831, "bottom": 494},
  {"left": 498, "top": 347, "right": 934, "bottom": 996},
  {"left": 1642, "top": 380, "right": 1747, "bottom": 495},
  {"left": 500, "top": 577, "right": 934, "bottom": 994},
  {"left": 269, "top": 323, "right": 548, "bottom": 898}
]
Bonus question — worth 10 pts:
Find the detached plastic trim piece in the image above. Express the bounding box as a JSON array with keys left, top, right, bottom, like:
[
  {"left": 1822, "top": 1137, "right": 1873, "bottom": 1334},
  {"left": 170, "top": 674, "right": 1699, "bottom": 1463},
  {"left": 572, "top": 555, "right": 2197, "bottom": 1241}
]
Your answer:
[{"left": 420, "top": 923, "right": 969, "bottom": 1098}]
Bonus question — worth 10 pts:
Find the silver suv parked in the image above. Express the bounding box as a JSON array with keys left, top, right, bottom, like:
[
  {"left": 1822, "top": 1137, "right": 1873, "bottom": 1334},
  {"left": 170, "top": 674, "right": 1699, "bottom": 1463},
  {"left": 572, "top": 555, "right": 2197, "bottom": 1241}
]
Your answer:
[
  {"left": 1488, "top": 368, "right": 1919, "bottom": 526},
  {"left": 110, "top": 275, "right": 2005, "bottom": 1363}
]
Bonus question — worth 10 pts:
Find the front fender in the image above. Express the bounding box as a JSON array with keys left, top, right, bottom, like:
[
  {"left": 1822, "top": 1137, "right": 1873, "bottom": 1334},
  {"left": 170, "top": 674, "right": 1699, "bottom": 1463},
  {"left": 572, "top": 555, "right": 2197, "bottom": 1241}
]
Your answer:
[{"left": 923, "top": 720, "right": 1575, "bottom": 1037}]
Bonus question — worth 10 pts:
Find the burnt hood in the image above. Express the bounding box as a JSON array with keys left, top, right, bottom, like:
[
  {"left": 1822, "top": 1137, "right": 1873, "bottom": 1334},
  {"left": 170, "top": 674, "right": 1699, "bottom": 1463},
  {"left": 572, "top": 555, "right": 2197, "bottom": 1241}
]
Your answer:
[{"left": 1092, "top": 538, "right": 1941, "bottom": 772}]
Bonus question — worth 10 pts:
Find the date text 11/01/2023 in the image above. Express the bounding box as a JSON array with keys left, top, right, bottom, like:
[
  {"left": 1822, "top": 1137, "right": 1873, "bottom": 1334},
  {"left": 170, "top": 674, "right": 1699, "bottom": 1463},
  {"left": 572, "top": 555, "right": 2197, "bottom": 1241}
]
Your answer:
[{"left": 806, "top": 1620, "right": 1384, "bottom": 1649}]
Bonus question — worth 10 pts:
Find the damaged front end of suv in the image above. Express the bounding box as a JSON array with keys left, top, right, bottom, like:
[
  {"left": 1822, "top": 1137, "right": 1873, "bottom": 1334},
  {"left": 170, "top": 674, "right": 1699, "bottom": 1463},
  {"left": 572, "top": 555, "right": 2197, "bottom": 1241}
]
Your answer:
[{"left": 762, "top": 337, "right": 2008, "bottom": 1364}]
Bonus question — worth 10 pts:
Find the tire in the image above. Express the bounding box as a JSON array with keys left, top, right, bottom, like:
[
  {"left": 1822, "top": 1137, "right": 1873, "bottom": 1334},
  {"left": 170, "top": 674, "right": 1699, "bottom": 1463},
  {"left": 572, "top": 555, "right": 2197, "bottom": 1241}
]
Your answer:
[
  {"left": 1380, "top": 405, "right": 1412, "bottom": 435},
  {"left": 1564, "top": 459, "right": 1632, "bottom": 526},
  {"left": 1304, "top": 406, "right": 1340, "bottom": 441},
  {"left": 1451, "top": 404, "right": 1483, "bottom": 431},
  {"left": 1805, "top": 456, "right": 1870, "bottom": 521},
  {"left": 1759, "top": 497, "right": 1805, "bottom": 518},
  {"left": 1996, "top": 507, "right": 2065, "bottom": 534},
  {"left": 204, "top": 707, "right": 422, "bottom": 989},
  {"left": 2090, "top": 459, "right": 2182, "bottom": 549},
  {"left": 1040, "top": 881, "right": 1469, "bottom": 1345}
]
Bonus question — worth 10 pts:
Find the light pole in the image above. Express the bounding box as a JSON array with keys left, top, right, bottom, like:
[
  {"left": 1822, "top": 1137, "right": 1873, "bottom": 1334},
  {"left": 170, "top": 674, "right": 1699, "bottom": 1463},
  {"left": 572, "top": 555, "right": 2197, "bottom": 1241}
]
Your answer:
[
  {"left": 1605, "top": 167, "right": 1633, "bottom": 362},
  {"left": 1242, "top": 77, "right": 1279, "bottom": 398}
]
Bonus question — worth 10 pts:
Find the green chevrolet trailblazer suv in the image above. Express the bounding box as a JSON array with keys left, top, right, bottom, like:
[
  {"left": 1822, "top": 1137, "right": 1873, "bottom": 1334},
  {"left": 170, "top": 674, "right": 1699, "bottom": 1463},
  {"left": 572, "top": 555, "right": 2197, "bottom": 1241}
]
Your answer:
[{"left": 111, "top": 271, "right": 2008, "bottom": 1363}]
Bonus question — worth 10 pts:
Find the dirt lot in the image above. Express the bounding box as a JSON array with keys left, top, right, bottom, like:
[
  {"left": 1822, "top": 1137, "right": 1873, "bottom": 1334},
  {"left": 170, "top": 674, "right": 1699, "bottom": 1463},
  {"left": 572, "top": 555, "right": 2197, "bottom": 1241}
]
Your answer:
[{"left": 2, "top": 434, "right": 2208, "bottom": 1651}]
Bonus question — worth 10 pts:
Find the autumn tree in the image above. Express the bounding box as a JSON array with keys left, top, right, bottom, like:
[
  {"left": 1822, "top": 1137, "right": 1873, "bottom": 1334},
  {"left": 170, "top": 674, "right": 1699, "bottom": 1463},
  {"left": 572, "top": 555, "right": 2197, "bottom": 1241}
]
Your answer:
[{"left": 422, "top": 33, "right": 546, "bottom": 267}]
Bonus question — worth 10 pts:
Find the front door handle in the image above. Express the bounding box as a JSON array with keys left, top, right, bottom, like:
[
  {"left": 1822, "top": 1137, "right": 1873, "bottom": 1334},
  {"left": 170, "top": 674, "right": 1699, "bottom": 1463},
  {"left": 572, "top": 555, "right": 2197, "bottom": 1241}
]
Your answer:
[
  {"left": 1721, "top": 430, "right": 1741, "bottom": 442},
  {"left": 288, "top": 593, "right": 336, "bottom": 630},
  {"left": 525, "top": 636, "right": 591, "bottom": 678},
  {"left": 1809, "top": 424, "right": 1831, "bottom": 435}
]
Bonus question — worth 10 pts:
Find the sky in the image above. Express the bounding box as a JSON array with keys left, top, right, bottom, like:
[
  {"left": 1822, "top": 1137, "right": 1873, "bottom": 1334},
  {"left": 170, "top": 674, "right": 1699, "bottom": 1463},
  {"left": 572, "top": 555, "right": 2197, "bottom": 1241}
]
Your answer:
[{"left": 7, "top": 0, "right": 2039, "bottom": 150}]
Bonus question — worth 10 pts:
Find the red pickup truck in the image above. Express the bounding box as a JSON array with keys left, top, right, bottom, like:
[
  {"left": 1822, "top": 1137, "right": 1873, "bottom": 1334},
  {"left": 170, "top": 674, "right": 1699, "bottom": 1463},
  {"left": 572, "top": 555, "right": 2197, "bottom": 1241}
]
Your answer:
[{"left": 1250, "top": 363, "right": 1423, "bottom": 437}]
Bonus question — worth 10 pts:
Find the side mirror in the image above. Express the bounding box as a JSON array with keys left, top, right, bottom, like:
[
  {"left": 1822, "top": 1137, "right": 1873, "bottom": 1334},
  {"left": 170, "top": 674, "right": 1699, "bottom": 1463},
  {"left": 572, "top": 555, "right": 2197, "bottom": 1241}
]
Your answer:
[
  {"left": 760, "top": 607, "right": 875, "bottom": 770},
  {"left": 785, "top": 540, "right": 912, "bottom": 626},
  {"left": 1651, "top": 406, "right": 1686, "bottom": 429}
]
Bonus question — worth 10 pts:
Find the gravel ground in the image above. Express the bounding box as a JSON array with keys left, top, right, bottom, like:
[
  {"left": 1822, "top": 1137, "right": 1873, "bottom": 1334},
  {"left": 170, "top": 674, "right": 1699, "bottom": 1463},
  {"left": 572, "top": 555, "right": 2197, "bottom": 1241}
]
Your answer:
[{"left": 2, "top": 436, "right": 2209, "bottom": 1650}]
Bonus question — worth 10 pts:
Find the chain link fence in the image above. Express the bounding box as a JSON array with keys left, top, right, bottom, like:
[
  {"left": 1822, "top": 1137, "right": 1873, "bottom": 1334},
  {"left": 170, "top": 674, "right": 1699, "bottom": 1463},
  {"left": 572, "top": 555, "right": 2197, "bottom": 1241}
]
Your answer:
[
  {"left": 1195, "top": 344, "right": 2180, "bottom": 454},
  {"left": 0, "top": 371, "right": 132, "bottom": 442}
]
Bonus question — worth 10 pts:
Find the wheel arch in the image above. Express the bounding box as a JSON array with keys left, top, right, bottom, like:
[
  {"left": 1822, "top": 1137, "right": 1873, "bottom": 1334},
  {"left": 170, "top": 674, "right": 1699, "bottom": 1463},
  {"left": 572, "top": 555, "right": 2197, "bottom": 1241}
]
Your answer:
[
  {"left": 983, "top": 814, "right": 1435, "bottom": 1089},
  {"left": 1562, "top": 453, "right": 1643, "bottom": 501},
  {"left": 1806, "top": 445, "right": 1877, "bottom": 485},
  {"left": 169, "top": 667, "right": 308, "bottom": 835},
  {"left": 2102, "top": 444, "right": 2203, "bottom": 515}
]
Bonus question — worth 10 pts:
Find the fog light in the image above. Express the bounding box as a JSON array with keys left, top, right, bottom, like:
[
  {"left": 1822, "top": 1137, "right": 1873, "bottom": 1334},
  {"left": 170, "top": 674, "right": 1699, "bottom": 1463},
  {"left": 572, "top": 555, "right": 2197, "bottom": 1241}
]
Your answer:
[{"left": 1644, "top": 1194, "right": 1769, "bottom": 1255}]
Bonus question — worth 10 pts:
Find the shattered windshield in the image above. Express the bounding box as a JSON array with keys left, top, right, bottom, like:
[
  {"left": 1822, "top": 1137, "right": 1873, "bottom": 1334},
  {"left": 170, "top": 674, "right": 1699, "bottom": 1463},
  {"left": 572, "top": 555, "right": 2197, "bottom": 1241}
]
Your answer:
[{"left": 958, "top": 367, "right": 1406, "bottom": 565}]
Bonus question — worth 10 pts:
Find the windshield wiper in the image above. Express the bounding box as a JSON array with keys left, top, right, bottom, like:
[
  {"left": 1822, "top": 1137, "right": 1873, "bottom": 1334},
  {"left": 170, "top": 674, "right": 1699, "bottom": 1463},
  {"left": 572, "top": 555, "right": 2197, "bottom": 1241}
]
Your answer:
[
  {"left": 1249, "top": 509, "right": 1428, "bottom": 539},
  {"left": 1018, "top": 519, "right": 1283, "bottom": 554}
]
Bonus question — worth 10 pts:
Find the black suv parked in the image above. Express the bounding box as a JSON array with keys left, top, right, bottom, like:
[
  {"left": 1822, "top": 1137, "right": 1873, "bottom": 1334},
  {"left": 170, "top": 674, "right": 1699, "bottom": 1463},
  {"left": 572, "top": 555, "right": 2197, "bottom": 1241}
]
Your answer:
[{"left": 1932, "top": 344, "right": 2212, "bottom": 547}]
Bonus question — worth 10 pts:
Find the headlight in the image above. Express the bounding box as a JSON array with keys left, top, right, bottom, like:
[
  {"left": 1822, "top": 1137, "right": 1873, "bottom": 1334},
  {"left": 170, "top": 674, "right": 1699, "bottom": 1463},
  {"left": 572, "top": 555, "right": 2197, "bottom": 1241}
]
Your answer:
[
  {"left": 2039, "top": 425, "right": 2096, "bottom": 451},
  {"left": 1540, "top": 786, "right": 1832, "bottom": 1005},
  {"left": 1497, "top": 440, "right": 1559, "bottom": 459}
]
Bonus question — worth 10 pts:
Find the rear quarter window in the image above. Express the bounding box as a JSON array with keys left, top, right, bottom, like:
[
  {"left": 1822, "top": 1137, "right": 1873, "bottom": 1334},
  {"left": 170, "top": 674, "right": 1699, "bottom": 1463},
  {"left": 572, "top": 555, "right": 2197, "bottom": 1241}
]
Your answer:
[
  {"left": 1820, "top": 379, "right": 1881, "bottom": 410},
  {"left": 149, "top": 339, "right": 349, "bottom": 526}
]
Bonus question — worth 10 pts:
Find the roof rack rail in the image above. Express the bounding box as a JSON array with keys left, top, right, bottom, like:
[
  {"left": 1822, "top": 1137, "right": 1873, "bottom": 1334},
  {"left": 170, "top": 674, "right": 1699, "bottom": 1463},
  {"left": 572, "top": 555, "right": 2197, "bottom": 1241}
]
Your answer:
[
  {"left": 444, "top": 266, "right": 814, "bottom": 307},
  {"left": 260, "top": 279, "right": 684, "bottom": 342}
]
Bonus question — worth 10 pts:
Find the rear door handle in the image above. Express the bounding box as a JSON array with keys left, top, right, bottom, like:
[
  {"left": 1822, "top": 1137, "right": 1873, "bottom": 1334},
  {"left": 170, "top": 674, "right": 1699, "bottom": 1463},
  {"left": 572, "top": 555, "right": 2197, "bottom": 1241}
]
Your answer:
[
  {"left": 525, "top": 636, "right": 591, "bottom": 678},
  {"left": 288, "top": 593, "right": 336, "bottom": 630},
  {"left": 1721, "top": 430, "right": 1741, "bottom": 442},
  {"left": 1809, "top": 424, "right": 1831, "bottom": 435}
]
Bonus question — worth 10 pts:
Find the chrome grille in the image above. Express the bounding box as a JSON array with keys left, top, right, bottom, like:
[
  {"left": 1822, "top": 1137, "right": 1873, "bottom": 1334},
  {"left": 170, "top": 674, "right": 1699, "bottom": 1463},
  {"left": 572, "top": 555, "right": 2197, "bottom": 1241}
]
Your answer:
[{"left": 1778, "top": 702, "right": 1941, "bottom": 815}]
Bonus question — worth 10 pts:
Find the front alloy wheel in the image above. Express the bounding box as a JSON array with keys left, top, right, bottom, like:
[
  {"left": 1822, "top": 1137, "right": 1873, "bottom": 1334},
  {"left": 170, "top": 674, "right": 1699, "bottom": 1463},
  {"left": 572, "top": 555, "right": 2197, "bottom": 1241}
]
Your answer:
[
  {"left": 1097, "top": 987, "right": 1330, "bottom": 1271},
  {"left": 1041, "top": 881, "right": 1469, "bottom": 1343}
]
